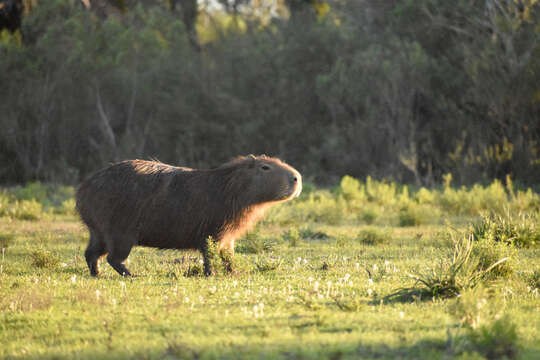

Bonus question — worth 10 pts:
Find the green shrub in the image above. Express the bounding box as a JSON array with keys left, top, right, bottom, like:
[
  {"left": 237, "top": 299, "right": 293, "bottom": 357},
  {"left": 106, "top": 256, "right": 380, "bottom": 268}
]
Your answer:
[
  {"left": 472, "top": 212, "right": 539, "bottom": 248},
  {"left": 7, "top": 200, "right": 45, "bottom": 221},
  {"left": 472, "top": 237, "right": 516, "bottom": 279},
  {"left": 339, "top": 175, "right": 366, "bottom": 203},
  {"left": 55, "top": 198, "right": 77, "bottom": 216},
  {"left": 359, "top": 206, "right": 379, "bottom": 224},
  {"left": 30, "top": 249, "right": 60, "bottom": 269},
  {"left": 365, "top": 176, "right": 398, "bottom": 206},
  {"left": 283, "top": 228, "right": 301, "bottom": 247},
  {"left": 398, "top": 203, "right": 440, "bottom": 227},
  {"left": 236, "top": 231, "right": 276, "bottom": 254},
  {"left": 356, "top": 226, "right": 391, "bottom": 245},
  {"left": 14, "top": 182, "right": 49, "bottom": 203}
]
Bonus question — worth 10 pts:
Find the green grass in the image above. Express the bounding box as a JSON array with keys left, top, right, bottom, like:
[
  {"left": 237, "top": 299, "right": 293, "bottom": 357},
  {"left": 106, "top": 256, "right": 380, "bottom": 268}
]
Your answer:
[{"left": 0, "top": 179, "right": 539, "bottom": 359}]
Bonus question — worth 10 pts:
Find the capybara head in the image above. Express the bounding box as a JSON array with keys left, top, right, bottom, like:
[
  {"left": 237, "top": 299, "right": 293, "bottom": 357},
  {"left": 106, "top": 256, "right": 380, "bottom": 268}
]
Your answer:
[{"left": 221, "top": 155, "right": 302, "bottom": 206}]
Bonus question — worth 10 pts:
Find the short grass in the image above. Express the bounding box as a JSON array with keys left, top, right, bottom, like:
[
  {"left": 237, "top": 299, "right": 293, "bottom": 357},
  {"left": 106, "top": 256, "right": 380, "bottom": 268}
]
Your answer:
[{"left": 0, "top": 179, "right": 539, "bottom": 359}]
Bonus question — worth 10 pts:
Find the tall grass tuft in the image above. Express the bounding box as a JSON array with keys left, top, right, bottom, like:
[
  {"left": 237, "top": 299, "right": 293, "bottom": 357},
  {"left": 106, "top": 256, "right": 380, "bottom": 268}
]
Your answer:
[
  {"left": 472, "top": 212, "right": 539, "bottom": 248},
  {"left": 385, "top": 233, "right": 512, "bottom": 301},
  {"left": 30, "top": 249, "right": 60, "bottom": 269}
]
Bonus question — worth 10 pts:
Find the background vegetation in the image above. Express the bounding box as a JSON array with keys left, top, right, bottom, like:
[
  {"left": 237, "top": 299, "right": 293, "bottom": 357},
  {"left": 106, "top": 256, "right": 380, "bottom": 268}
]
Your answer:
[{"left": 1, "top": 0, "right": 539, "bottom": 186}]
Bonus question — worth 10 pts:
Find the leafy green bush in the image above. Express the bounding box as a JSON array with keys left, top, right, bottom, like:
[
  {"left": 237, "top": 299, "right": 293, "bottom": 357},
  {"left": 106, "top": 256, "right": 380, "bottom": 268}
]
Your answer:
[
  {"left": 472, "top": 212, "right": 539, "bottom": 248},
  {"left": 30, "top": 249, "right": 60, "bottom": 269},
  {"left": 236, "top": 231, "right": 276, "bottom": 254},
  {"left": 398, "top": 203, "right": 440, "bottom": 227},
  {"left": 356, "top": 227, "right": 391, "bottom": 245},
  {"left": 283, "top": 228, "right": 301, "bottom": 247},
  {"left": 6, "top": 200, "right": 46, "bottom": 221},
  {"left": 359, "top": 207, "right": 379, "bottom": 224},
  {"left": 472, "top": 237, "right": 516, "bottom": 280},
  {"left": 55, "top": 198, "right": 77, "bottom": 216}
]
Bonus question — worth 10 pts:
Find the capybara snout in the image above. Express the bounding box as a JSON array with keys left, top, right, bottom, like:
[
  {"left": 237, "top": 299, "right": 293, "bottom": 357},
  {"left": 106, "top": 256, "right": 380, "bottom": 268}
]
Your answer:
[{"left": 76, "top": 154, "right": 302, "bottom": 277}]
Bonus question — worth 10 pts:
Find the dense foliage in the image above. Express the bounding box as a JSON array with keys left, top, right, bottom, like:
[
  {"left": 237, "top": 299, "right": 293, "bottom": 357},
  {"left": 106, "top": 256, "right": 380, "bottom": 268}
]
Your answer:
[{"left": 1, "top": 0, "right": 539, "bottom": 185}]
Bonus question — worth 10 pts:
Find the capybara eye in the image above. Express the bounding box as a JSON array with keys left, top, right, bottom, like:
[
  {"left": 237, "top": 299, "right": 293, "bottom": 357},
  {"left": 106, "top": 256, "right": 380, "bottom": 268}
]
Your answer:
[{"left": 261, "top": 165, "right": 271, "bottom": 171}]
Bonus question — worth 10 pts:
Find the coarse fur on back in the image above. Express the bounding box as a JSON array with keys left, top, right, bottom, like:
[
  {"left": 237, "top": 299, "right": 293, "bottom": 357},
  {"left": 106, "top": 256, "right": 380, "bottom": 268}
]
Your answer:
[{"left": 76, "top": 155, "right": 302, "bottom": 277}]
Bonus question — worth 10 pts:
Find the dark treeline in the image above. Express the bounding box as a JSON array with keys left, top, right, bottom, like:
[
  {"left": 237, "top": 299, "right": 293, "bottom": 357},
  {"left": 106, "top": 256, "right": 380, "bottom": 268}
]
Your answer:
[{"left": 1, "top": 0, "right": 539, "bottom": 186}]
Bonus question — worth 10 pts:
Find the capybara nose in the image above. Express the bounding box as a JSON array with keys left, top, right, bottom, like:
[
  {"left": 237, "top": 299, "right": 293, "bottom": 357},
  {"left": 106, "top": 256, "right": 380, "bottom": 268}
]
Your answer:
[{"left": 290, "top": 175, "right": 298, "bottom": 185}]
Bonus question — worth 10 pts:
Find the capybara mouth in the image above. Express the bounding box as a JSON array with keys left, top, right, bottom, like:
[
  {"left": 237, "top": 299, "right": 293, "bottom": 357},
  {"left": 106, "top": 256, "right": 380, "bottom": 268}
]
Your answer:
[{"left": 281, "top": 182, "right": 302, "bottom": 200}]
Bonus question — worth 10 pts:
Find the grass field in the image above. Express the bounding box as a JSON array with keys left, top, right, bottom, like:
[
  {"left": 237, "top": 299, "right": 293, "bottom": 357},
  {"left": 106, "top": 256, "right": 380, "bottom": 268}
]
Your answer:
[{"left": 0, "top": 179, "right": 539, "bottom": 359}]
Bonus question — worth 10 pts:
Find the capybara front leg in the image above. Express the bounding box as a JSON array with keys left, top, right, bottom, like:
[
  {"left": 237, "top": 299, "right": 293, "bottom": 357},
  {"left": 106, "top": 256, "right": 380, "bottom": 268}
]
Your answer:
[
  {"left": 106, "top": 237, "right": 133, "bottom": 277},
  {"left": 107, "top": 255, "right": 132, "bottom": 277}
]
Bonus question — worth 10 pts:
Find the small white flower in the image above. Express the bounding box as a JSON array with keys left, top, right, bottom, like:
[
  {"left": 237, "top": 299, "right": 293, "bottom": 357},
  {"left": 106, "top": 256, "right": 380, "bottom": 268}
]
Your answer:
[
  {"left": 185, "top": 296, "right": 190, "bottom": 303},
  {"left": 95, "top": 289, "right": 101, "bottom": 299},
  {"left": 367, "top": 288, "right": 373, "bottom": 296},
  {"left": 70, "top": 275, "right": 77, "bottom": 284},
  {"left": 111, "top": 298, "right": 117, "bottom": 306},
  {"left": 61, "top": 263, "right": 68, "bottom": 268},
  {"left": 344, "top": 273, "right": 351, "bottom": 282},
  {"left": 313, "top": 281, "right": 319, "bottom": 292},
  {"left": 368, "top": 278, "right": 374, "bottom": 285},
  {"left": 399, "top": 311, "right": 405, "bottom": 319}
]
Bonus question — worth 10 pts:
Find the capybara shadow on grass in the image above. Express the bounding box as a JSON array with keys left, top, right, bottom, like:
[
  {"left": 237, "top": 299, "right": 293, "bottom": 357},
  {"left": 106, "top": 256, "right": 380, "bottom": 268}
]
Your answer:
[{"left": 76, "top": 155, "right": 302, "bottom": 277}]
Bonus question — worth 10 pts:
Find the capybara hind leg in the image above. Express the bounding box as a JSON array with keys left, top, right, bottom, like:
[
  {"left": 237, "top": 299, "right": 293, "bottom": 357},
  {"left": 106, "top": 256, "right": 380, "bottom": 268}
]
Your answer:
[
  {"left": 85, "top": 230, "right": 107, "bottom": 277},
  {"left": 106, "top": 238, "right": 133, "bottom": 277}
]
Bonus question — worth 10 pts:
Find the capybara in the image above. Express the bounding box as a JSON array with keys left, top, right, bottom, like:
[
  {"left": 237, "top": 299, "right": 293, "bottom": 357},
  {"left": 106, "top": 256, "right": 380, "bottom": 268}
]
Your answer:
[{"left": 76, "top": 155, "right": 302, "bottom": 277}]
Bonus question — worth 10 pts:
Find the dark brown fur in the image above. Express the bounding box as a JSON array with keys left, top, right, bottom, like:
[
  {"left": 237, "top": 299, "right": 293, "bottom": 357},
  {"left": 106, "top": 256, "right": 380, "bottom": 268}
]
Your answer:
[{"left": 76, "top": 155, "right": 302, "bottom": 277}]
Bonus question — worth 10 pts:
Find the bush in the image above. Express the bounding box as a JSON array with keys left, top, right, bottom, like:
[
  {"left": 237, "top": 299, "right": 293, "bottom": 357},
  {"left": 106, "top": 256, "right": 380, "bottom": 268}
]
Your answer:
[
  {"left": 472, "top": 212, "right": 539, "bottom": 248},
  {"left": 359, "top": 207, "right": 379, "bottom": 224},
  {"left": 398, "top": 203, "right": 440, "bottom": 227},
  {"left": 283, "top": 228, "right": 301, "bottom": 247},
  {"left": 7, "top": 200, "right": 45, "bottom": 221},
  {"left": 472, "top": 237, "right": 516, "bottom": 279},
  {"left": 30, "top": 249, "right": 60, "bottom": 269},
  {"left": 356, "top": 227, "right": 391, "bottom": 245},
  {"left": 236, "top": 231, "right": 276, "bottom": 254}
]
